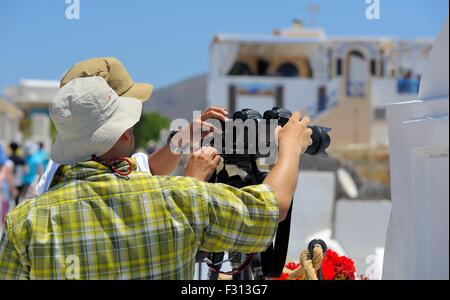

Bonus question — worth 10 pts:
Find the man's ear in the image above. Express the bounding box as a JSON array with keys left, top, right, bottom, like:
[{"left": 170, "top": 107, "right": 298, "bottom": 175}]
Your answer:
[{"left": 120, "top": 129, "right": 132, "bottom": 142}]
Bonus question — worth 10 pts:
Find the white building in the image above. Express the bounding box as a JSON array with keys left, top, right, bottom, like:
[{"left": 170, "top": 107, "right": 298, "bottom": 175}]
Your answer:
[
  {"left": 208, "top": 21, "right": 433, "bottom": 148},
  {"left": 4, "top": 79, "right": 59, "bottom": 149},
  {"left": 0, "top": 98, "right": 23, "bottom": 143}
]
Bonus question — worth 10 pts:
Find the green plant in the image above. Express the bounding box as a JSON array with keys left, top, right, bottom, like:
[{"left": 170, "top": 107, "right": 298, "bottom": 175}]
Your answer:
[{"left": 134, "top": 112, "right": 171, "bottom": 149}]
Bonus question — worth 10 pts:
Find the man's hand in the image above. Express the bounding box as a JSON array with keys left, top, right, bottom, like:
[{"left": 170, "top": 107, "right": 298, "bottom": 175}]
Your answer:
[
  {"left": 184, "top": 147, "right": 221, "bottom": 181},
  {"left": 148, "top": 107, "right": 227, "bottom": 176},
  {"left": 278, "top": 111, "right": 313, "bottom": 156},
  {"left": 198, "top": 106, "right": 229, "bottom": 124},
  {"left": 172, "top": 107, "right": 228, "bottom": 148}
]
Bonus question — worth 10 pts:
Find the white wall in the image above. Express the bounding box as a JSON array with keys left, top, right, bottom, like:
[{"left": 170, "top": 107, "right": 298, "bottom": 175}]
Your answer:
[
  {"left": 383, "top": 19, "right": 449, "bottom": 280},
  {"left": 371, "top": 79, "right": 419, "bottom": 109},
  {"left": 335, "top": 200, "right": 392, "bottom": 279},
  {"left": 30, "top": 113, "right": 52, "bottom": 150},
  {"left": 287, "top": 171, "right": 336, "bottom": 261},
  {"left": 383, "top": 98, "right": 449, "bottom": 280},
  {"left": 0, "top": 113, "right": 21, "bottom": 144}
]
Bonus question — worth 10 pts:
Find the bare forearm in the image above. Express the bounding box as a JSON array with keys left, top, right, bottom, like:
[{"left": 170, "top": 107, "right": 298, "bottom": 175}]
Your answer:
[
  {"left": 264, "top": 149, "right": 300, "bottom": 221},
  {"left": 148, "top": 145, "right": 182, "bottom": 175}
]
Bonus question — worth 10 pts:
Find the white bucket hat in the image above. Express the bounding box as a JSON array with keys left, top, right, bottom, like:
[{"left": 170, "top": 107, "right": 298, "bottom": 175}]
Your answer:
[{"left": 50, "top": 76, "right": 142, "bottom": 164}]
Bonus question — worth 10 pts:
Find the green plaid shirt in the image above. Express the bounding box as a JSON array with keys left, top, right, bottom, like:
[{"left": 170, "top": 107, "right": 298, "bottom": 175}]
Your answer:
[{"left": 0, "top": 159, "right": 278, "bottom": 280}]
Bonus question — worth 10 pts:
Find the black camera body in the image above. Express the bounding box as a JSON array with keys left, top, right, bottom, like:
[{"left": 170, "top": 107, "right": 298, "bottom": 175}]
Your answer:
[{"left": 216, "top": 107, "right": 331, "bottom": 160}]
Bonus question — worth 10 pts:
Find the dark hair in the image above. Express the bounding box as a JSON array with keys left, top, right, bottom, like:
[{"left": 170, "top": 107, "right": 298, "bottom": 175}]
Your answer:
[
  {"left": 10, "top": 142, "right": 19, "bottom": 152},
  {"left": 38, "top": 142, "right": 44, "bottom": 150}
]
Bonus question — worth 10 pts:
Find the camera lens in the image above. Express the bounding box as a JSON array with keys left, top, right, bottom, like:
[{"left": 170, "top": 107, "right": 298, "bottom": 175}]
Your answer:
[
  {"left": 263, "top": 107, "right": 331, "bottom": 156},
  {"left": 306, "top": 126, "right": 331, "bottom": 155}
]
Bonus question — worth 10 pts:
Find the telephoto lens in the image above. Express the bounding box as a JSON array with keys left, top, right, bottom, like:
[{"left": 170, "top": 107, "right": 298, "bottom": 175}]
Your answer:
[{"left": 263, "top": 107, "right": 331, "bottom": 155}]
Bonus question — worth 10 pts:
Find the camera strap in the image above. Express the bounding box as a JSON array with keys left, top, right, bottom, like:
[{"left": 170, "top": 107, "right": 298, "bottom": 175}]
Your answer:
[{"left": 260, "top": 202, "right": 293, "bottom": 278}]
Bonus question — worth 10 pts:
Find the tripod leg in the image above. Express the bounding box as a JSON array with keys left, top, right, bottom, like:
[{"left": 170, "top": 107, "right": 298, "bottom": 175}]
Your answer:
[
  {"left": 251, "top": 254, "right": 265, "bottom": 280},
  {"left": 232, "top": 253, "right": 253, "bottom": 280},
  {"left": 207, "top": 253, "right": 224, "bottom": 280}
]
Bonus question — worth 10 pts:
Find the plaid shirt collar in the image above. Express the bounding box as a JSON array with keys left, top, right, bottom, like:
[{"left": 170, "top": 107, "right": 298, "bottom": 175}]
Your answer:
[{"left": 52, "top": 158, "right": 138, "bottom": 185}]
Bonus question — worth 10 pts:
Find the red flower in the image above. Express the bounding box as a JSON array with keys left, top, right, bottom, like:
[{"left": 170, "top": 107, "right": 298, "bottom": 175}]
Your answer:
[
  {"left": 272, "top": 250, "right": 357, "bottom": 280},
  {"left": 285, "top": 262, "right": 300, "bottom": 271},
  {"left": 321, "top": 250, "right": 356, "bottom": 280},
  {"left": 322, "top": 256, "right": 336, "bottom": 280},
  {"left": 273, "top": 273, "right": 290, "bottom": 280},
  {"left": 338, "top": 256, "right": 356, "bottom": 280}
]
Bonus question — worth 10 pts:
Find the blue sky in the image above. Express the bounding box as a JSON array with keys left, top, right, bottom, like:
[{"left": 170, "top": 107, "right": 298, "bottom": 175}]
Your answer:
[{"left": 0, "top": 0, "right": 448, "bottom": 93}]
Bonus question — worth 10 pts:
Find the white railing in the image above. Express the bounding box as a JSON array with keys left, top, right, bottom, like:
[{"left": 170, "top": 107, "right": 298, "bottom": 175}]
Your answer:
[{"left": 346, "top": 81, "right": 366, "bottom": 97}]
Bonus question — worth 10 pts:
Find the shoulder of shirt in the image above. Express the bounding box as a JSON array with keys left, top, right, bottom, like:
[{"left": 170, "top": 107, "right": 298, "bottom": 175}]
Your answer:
[{"left": 6, "top": 198, "right": 35, "bottom": 226}]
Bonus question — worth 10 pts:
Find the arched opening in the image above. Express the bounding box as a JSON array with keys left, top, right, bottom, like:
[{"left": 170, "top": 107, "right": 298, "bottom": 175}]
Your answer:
[
  {"left": 317, "top": 86, "right": 328, "bottom": 114},
  {"left": 276, "top": 63, "right": 299, "bottom": 78},
  {"left": 346, "top": 50, "right": 368, "bottom": 97},
  {"left": 228, "top": 62, "right": 253, "bottom": 76}
]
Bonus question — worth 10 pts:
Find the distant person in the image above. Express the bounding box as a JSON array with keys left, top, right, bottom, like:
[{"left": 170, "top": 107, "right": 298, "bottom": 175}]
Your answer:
[
  {"left": 146, "top": 140, "right": 157, "bottom": 155},
  {"left": 36, "top": 142, "right": 49, "bottom": 171},
  {"left": 0, "top": 144, "right": 17, "bottom": 223},
  {"left": 398, "top": 71, "right": 410, "bottom": 93},
  {"left": 398, "top": 70, "right": 420, "bottom": 94},
  {"left": 8, "top": 142, "right": 28, "bottom": 206},
  {"left": 21, "top": 142, "right": 43, "bottom": 199}
]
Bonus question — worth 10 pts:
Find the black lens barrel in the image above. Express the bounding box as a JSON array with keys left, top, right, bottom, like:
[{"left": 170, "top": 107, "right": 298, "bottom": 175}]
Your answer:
[
  {"left": 225, "top": 107, "right": 331, "bottom": 156},
  {"left": 262, "top": 107, "right": 331, "bottom": 155}
]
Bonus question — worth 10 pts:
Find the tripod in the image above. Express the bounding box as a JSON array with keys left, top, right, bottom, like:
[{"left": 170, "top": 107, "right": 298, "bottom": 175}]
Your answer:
[{"left": 198, "top": 155, "right": 293, "bottom": 280}]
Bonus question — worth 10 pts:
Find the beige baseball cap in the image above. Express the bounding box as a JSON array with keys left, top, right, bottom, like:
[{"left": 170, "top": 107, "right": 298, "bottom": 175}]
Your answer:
[
  {"left": 50, "top": 76, "right": 142, "bottom": 164},
  {"left": 60, "top": 57, "right": 153, "bottom": 102}
]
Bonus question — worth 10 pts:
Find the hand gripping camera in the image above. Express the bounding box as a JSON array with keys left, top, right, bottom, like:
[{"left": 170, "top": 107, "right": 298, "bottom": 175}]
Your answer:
[{"left": 263, "top": 107, "right": 331, "bottom": 156}]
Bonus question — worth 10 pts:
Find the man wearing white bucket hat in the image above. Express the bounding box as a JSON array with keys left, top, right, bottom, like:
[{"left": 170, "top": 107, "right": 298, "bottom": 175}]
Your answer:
[
  {"left": 34, "top": 57, "right": 230, "bottom": 196},
  {"left": 0, "top": 76, "right": 313, "bottom": 279}
]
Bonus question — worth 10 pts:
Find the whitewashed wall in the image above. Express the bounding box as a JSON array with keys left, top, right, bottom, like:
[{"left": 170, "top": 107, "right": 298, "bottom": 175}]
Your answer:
[
  {"left": 287, "top": 171, "right": 336, "bottom": 261},
  {"left": 383, "top": 99, "right": 449, "bottom": 280},
  {"left": 335, "top": 200, "right": 391, "bottom": 279},
  {"left": 371, "top": 79, "right": 419, "bottom": 108},
  {"left": 383, "top": 18, "right": 449, "bottom": 280}
]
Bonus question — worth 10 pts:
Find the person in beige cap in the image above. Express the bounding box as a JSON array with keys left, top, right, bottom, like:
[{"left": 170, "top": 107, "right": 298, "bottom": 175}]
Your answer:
[
  {"left": 0, "top": 75, "right": 313, "bottom": 280},
  {"left": 35, "top": 57, "right": 229, "bottom": 196},
  {"left": 60, "top": 57, "right": 154, "bottom": 102},
  {"left": 34, "top": 55, "right": 226, "bottom": 197},
  {"left": 60, "top": 57, "right": 228, "bottom": 176}
]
